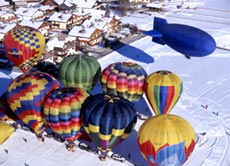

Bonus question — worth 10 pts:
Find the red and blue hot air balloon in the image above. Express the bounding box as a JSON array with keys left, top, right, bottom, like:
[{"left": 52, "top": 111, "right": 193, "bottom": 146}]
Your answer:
[
  {"left": 3, "top": 26, "right": 45, "bottom": 73},
  {"left": 6, "top": 72, "right": 60, "bottom": 137},
  {"left": 144, "top": 70, "right": 183, "bottom": 115}
]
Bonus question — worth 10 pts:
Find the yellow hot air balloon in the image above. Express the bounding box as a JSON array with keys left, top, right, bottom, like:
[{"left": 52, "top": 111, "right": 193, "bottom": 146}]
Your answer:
[
  {"left": 137, "top": 114, "right": 196, "bottom": 166},
  {"left": 144, "top": 70, "right": 183, "bottom": 115}
]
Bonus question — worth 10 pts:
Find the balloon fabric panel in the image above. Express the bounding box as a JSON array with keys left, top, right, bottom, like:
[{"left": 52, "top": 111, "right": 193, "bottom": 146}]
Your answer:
[
  {"left": 3, "top": 26, "right": 45, "bottom": 73},
  {"left": 44, "top": 87, "right": 89, "bottom": 141},
  {"left": 7, "top": 72, "right": 60, "bottom": 135},
  {"left": 137, "top": 114, "right": 196, "bottom": 166},
  {"left": 101, "top": 62, "right": 147, "bottom": 102},
  {"left": 144, "top": 70, "right": 183, "bottom": 115},
  {"left": 81, "top": 94, "right": 137, "bottom": 154},
  {"left": 59, "top": 54, "right": 101, "bottom": 91}
]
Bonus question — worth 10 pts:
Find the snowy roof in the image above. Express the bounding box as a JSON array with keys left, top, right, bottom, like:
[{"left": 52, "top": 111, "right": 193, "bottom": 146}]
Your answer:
[
  {"left": 48, "top": 12, "right": 72, "bottom": 22},
  {"left": 83, "top": 8, "right": 106, "bottom": 17},
  {"left": 69, "top": 25, "right": 98, "bottom": 39},
  {"left": 82, "top": 19, "right": 105, "bottom": 30},
  {"left": 72, "top": 8, "right": 90, "bottom": 15},
  {"left": 15, "top": 7, "right": 40, "bottom": 17},
  {"left": 19, "top": 19, "right": 44, "bottom": 29},
  {"left": 54, "top": 0, "right": 64, "bottom": 5},
  {"left": 46, "top": 34, "right": 75, "bottom": 51},
  {"left": 73, "top": 0, "right": 96, "bottom": 9},
  {"left": 0, "top": 10, "right": 6, "bottom": 16},
  {"left": 39, "top": 5, "right": 55, "bottom": 11},
  {"left": 146, "top": 2, "right": 164, "bottom": 8},
  {"left": 0, "top": 23, "right": 16, "bottom": 34},
  {"left": 0, "top": 0, "right": 9, "bottom": 6}
]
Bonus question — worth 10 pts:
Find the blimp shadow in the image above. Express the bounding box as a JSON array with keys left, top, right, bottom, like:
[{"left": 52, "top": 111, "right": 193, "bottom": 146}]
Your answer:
[{"left": 111, "top": 41, "right": 154, "bottom": 64}]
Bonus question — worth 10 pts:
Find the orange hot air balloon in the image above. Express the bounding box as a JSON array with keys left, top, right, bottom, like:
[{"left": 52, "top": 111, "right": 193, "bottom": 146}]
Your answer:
[{"left": 2, "top": 25, "right": 45, "bottom": 73}]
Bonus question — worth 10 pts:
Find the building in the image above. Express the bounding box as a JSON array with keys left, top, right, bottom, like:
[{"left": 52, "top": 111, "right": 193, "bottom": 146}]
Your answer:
[
  {"left": 48, "top": 12, "right": 73, "bottom": 30},
  {"left": 19, "top": 19, "right": 50, "bottom": 36},
  {"left": 69, "top": 25, "right": 103, "bottom": 46},
  {"left": 15, "top": 7, "right": 45, "bottom": 21},
  {"left": 0, "top": 11, "right": 17, "bottom": 23}
]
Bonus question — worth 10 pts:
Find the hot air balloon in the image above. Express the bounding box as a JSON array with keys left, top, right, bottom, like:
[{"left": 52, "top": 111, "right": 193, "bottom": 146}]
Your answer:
[
  {"left": 2, "top": 25, "right": 45, "bottom": 73},
  {"left": 101, "top": 62, "right": 147, "bottom": 102},
  {"left": 137, "top": 114, "right": 196, "bottom": 166},
  {"left": 6, "top": 71, "right": 60, "bottom": 138},
  {"left": 81, "top": 94, "right": 137, "bottom": 160},
  {"left": 59, "top": 54, "right": 101, "bottom": 92},
  {"left": 43, "top": 87, "right": 89, "bottom": 151},
  {"left": 0, "top": 95, "right": 18, "bottom": 121},
  {"left": 144, "top": 70, "right": 183, "bottom": 115},
  {"left": 0, "top": 122, "right": 15, "bottom": 144}
]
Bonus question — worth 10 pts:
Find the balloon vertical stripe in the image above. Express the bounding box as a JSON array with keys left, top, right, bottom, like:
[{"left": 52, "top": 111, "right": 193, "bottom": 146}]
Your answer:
[
  {"left": 59, "top": 54, "right": 101, "bottom": 91},
  {"left": 144, "top": 70, "right": 183, "bottom": 115}
]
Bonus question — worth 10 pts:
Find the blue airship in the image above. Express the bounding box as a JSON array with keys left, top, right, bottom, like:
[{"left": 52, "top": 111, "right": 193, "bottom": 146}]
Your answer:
[{"left": 143, "top": 17, "right": 216, "bottom": 59}]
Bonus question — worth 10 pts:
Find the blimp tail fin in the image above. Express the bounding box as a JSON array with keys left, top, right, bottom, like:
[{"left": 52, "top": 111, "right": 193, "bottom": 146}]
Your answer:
[{"left": 152, "top": 17, "right": 167, "bottom": 45}]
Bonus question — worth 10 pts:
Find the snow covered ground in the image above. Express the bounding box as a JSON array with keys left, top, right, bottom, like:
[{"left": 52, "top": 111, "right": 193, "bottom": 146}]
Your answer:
[{"left": 0, "top": 0, "right": 230, "bottom": 165}]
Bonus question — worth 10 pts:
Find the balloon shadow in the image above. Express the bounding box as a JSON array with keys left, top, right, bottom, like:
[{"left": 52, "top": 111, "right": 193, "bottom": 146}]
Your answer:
[
  {"left": 111, "top": 41, "right": 154, "bottom": 64},
  {"left": 112, "top": 130, "right": 149, "bottom": 166}
]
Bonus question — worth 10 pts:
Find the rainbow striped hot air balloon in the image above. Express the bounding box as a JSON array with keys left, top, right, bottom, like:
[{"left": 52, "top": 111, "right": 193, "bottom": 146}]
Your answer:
[
  {"left": 43, "top": 87, "right": 89, "bottom": 142},
  {"left": 137, "top": 114, "right": 196, "bottom": 166},
  {"left": 144, "top": 70, "right": 183, "bottom": 115},
  {"left": 6, "top": 72, "right": 60, "bottom": 136},
  {"left": 59, "top": 54, "right": 101, "bottom": 92},
  {"left": 81, "top": 94, "right": 137, "bottom": 159},
  {"left": 101, "top": 62, "right": 147, "bottom": 102},
  {"left": 3, "top": 26, "right": 45, "bottom": 73}
]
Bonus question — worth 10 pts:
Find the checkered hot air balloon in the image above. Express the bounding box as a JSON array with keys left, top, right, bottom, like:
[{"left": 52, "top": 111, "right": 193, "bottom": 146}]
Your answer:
[
  {"left": 43, "top": 87, "right": 89, "bottom": 143},
  {"left": 101, "top": 62, "right": 147, "bottom": 102},
  {"left": 59, "top": 54, "right": 101, "bottom": 92},
  {"left": 81, "top": 94, "right": 137, "bottom": 160},
  {"left": 144, "top": 70, "right": 183, "bottom": 115},
  {"left": 137, "top": 114, "right": 196, "bottom": 166},
  {"left": 2, "top": 25, "right": 45, "bottom": 73},
  {"left": 6, "top": 72, "right": 60, "bottom": 136}
]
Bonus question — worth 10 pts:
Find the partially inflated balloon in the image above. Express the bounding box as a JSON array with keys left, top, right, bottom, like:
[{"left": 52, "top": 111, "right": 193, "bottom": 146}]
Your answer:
[
  {"left": 3, "top": 26, "right": 45, "bottom": 73},
  {"left": 59, "top": 54, "right": 101, "bottom": 91},
  {"left": 137, "top": 114, "right": 196, "bottom": 166},
  {"left": 6, "top": 72, "right": 60, "bottom": 135},
  {"left": 144, "top": 70, "right": 183, "bottom": 115},
  {"left": 44, "top": 87, "right": 89, "bottom": 141},
  {"left": 81, "top": 94, "right": 137, "bottom": 157},
  {"left": 101, "top": 62, "right": 147, "bottom": 102}
]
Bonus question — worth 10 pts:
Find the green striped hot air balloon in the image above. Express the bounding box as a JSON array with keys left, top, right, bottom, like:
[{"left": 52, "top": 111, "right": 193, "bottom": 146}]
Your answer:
[{"left": 59, "top": 54, "right": 101, "bottom": 91}]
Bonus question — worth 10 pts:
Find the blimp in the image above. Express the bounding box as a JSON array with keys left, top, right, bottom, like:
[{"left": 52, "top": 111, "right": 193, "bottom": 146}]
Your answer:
[{"left": 143, "top": 17, "right": 216, "bottom": 59}]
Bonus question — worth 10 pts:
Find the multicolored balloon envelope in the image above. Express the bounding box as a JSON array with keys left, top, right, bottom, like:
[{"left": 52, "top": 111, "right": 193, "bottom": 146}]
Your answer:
[
  {"left": 43, "top": 87, "right": 89, "bottom": 141},
  {"left": 144, "top": 70, "right": 183, "bottom": 115},
  {"left": 3, "top": 26, "right": 45, "bottom": 73},
  {"left": 101, "top": 62, "right": 147, "bottom": 102},
  {"left": 137, "top": 114, "right": 196, "bottom": 166},
  {"left": 81, "top": 94, "right": 137, "bottom": 156},
  {"left": 59, "top": 54, "right": 101, "bottom": 91},
  {"left": 6, "top": 71, "right": 60, "bottom": 136}
]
